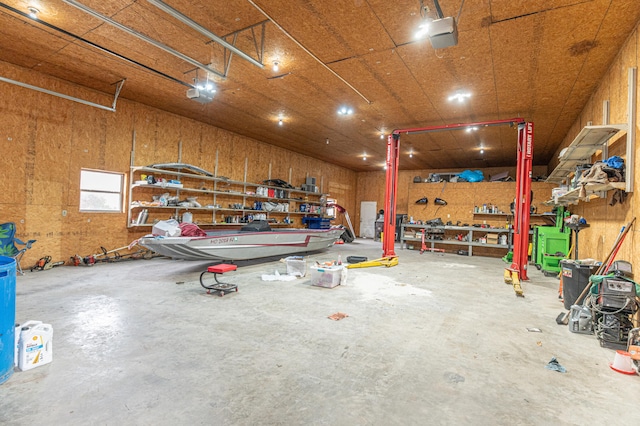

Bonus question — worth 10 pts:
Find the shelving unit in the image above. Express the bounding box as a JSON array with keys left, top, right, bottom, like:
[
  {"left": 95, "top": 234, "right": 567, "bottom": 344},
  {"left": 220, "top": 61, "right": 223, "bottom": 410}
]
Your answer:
[
  {"left": 400, "top": 224, "right": 511, "bottom": 256},
  {"left": 545, "top": 124, "right": 628, "bottom": 205},
  {"left": 127, "top": 165, "right": 326, "bottom": 229}
]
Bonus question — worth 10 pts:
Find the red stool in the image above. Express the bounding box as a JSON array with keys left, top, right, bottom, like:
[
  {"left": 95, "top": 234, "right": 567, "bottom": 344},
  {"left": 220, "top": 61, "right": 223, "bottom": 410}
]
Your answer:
[{"left": 199, "top": 263, "right": 238, "bottom": 296}]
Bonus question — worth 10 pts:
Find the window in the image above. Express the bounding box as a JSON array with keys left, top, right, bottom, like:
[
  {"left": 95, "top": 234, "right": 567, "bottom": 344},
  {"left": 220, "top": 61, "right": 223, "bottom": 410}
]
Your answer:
[{"left": 80, "top": 169, "right": 125, "bottom": 212}]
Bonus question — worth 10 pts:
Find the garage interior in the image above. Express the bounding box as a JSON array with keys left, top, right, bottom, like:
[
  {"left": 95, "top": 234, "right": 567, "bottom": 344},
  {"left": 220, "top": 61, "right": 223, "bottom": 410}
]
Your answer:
[{"left": 1, "top": 0, "right": 640, "bottom": 424}]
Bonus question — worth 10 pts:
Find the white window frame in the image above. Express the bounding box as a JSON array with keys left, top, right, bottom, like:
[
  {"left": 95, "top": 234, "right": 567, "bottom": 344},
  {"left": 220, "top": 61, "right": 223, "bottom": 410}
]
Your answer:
[{"left": 79, "top": 169, "right": 125, "bottom": 213}]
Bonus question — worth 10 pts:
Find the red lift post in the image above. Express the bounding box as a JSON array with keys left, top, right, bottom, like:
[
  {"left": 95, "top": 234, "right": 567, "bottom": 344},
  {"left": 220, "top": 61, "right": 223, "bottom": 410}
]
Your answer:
[{"left": 382, "top": 119, "right": 533, "bottom": 296}]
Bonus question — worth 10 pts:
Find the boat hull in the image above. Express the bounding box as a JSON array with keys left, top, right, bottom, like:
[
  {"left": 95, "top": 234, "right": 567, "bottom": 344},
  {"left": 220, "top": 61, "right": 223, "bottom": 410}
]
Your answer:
[{"left": 139, "top": 227, "right": 344, "bottom": 261}]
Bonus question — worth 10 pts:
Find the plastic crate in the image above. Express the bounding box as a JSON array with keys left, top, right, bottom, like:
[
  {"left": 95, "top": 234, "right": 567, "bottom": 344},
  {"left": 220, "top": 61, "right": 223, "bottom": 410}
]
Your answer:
[{"left": 302, "top": 217, "right": 330, "bottom": 229}]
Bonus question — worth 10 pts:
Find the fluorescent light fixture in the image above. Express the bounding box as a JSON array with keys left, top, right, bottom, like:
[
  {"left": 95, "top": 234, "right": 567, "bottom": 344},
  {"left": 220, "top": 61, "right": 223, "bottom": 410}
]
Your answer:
[
  {"left": 448, "top": 92, "right": 471, "bottom": 103},
  {"left": 337, "top": 106, "right": 353, "bottom": 115}
]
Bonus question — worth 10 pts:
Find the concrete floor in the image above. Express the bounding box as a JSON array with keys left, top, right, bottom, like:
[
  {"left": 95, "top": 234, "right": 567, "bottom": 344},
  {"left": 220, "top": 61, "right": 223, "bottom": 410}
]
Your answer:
[{"left": 1, "top": 238, "right": 639, "bottom": 425}]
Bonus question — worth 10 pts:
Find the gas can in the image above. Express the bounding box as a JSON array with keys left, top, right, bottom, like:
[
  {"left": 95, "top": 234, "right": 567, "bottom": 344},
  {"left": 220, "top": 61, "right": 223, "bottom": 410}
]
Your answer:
[{"left": 18, "top": 323, "right": 53, "bottom": 371}]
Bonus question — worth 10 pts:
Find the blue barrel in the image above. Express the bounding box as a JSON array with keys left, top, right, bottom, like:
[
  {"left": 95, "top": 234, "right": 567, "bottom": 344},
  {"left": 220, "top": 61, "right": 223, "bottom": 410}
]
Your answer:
[{"left": 0, "top": 256, "right": 16, "bottom": 385}]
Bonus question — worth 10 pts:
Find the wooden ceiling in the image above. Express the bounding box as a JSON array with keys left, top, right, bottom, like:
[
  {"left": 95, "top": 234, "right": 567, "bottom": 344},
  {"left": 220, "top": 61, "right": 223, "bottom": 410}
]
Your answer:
[{"left": 1, "top": 0, "right": 638, "bottom": 172}]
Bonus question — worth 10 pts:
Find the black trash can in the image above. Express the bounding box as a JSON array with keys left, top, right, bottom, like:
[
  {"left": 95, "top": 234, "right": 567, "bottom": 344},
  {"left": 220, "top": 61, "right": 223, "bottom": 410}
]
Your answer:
[{"left": 561, "top": 260, "right": 599, "bottom": 310}]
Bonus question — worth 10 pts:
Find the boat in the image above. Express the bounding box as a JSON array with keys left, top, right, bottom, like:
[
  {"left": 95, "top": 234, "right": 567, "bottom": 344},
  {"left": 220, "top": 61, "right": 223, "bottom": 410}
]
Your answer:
[{"left": 138, "top": 224, "right": 345, "bottom": 261}]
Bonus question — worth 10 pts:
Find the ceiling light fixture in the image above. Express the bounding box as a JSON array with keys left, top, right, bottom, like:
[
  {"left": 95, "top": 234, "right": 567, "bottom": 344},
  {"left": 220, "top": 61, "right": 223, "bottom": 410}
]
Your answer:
[
  {"left": 363, "top": 154, "right": 367, "bottom": 161},
  {"left": 414, "top": 18, "right": 433, "bottom": 40},
  {"left": 480, "top": 148, "right": 484, "bottom": 154},
  {"left": 27, "top": 6, "right": 39, "bottom": 18},
  {"left": 278, "top": 119, "right": 283, "bottom": 126},
  {"left": 187, "top": 73, "right": 217, "bottom": 104},
  {"left": 273, "top": 61, "right": 279, "bottom": 72},
  {"left": 409, "top": 151, "right": 413, "bottom": 158},
  {"left": 466, "top": 126, "right": 478, "bottom": 132},
  {"left": 380, "top": 133, "right": 385, "bottom": 139},
  {"left": 448, "top": 92, "right": 471, "bottom": 103},
  {"left": 326, "top": 138, "right": 329, "bottom": 144},
  {"left": 337, "top": 106, "right": 354, "bottom": 115}
]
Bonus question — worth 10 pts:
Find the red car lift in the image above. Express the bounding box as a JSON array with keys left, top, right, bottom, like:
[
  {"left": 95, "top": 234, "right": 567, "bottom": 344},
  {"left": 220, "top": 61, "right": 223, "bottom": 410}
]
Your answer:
[{"left": 382, "top": 119, "right": 532, "bottom": 296}]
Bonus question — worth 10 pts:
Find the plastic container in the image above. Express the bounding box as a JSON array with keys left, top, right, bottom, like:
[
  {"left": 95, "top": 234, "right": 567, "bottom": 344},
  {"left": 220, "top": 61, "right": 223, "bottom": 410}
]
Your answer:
[
  {"left": 310, "top": 265, "right": 347, "bottom": 288},
  {"left": 1, "top": 256, "right": 17, "bottom": 385},
  {"left": 18, "top": 323, "right": 53, "bottom": 371},
  {"left": 285, "top": 256, "right": 306, "bottom": 277},
  {"left": 182, "top": 211, "right": 193, "bottom": 223},
  {"left": 15, "top": 320, "right": 43, "bottom": 367},
  {"left": 561, "top": 260, "right": 599, "bottom": 310}
]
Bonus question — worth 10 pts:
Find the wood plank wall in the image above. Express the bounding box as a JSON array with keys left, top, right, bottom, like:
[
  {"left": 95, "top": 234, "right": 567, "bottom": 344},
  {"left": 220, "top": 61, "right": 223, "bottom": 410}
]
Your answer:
[
  {"left": 0, "top": 60, "right": 356, "bottom": 266},
  {"left": 549, "top": 22, "right": 640, "bottom": 268}
]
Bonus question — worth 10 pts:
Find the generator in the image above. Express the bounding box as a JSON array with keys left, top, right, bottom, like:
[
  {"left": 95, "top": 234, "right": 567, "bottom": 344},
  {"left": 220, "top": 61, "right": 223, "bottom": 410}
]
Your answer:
[
  {"left": 591, "top": 261, "right": 639, "bottom": 349},
  {"left": 598, "top": 277, "right": 637, "bottom": 312}
]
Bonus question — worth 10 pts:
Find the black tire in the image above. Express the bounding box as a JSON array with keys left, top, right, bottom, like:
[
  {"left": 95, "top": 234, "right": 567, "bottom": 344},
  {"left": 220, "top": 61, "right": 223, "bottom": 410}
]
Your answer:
[{"left": 341, "top": 228, "right": 355, "bottom": 243}]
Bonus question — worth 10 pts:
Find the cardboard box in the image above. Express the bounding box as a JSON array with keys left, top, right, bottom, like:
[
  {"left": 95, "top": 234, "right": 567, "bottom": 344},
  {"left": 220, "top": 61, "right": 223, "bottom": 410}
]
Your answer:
[
  {"left": 486, "top": 234, "right": 499, "bottom": 245},
  {"left": 310, "top": 265, "right": 347, "bottom": 288}
]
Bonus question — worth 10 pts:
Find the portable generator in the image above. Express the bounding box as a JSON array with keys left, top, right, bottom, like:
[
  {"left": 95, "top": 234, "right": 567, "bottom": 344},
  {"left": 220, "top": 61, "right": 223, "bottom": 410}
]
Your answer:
[
  {"left": 598, "top": 277, "right": 637, "bottom": 312},
  {"left": 592, "top": 261, "right": 638, "bottom": 349}
]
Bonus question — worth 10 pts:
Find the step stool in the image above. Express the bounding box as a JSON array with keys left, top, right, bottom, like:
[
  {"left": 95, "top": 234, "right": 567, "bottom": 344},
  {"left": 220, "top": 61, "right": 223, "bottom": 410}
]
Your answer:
[{"left": 199, "top": 263, "right": 238, "bottom": 296}]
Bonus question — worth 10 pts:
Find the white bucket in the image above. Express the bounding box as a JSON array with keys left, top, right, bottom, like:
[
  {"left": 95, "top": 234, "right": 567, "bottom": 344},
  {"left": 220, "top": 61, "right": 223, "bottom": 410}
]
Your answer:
[
  {"left": 609, "top": 350, "right": 636, "bottom": 375},
  {"left": 18, "top": 323, "right": 53, "bottom": 371}
]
